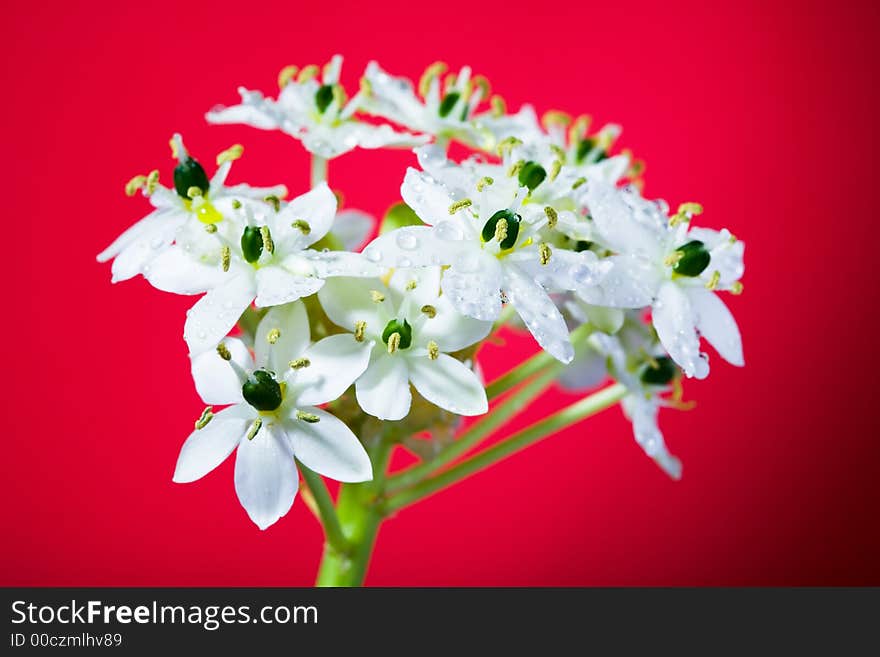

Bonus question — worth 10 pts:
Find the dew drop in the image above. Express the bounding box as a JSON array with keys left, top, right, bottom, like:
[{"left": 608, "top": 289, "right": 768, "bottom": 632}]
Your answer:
[{"left": 396, "top": 232, "right": 419, "bottom": 250}]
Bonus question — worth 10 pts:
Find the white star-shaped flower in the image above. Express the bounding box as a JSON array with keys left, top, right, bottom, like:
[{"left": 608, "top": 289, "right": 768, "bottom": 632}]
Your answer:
[
  {"left": 206, "top": 55, "right": 427, "bottom": 160},
  {"left": 363, "top": 147, "right": 610, "bottom": 363},
  {"left": 318, "top": 267, "right": 491, "bottom": 421},
  {"left": 174, "top": 302, "right": 373, "bottom": 530},
  {"left": 582, "top": 182, "right": 745, "bottom": 379},
  {"left": 97, "top": 134, "right": 285, "bottom": 284}
]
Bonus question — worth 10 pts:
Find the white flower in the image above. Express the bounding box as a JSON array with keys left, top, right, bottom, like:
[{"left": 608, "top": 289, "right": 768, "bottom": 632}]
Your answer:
[
  {"left": 582, "top": 182, "right": 745, "bottom": 378},
  {"left": 147, "top": 183, "right": 380, "bottom": 356},
  {"left": 318, "top": 267, "right": 491, "bottom": 420},
  {"left": 206, "top": 55, "right": 427, "bottom": 160},
  {"left": 363, "top": 147, "right": 609, "bottom": 363},
  {"left": 361, "top": 61, "right": 494, "bottom": 148},
  {"left": 96, "top": 134, "right": 285, "bottom": 284},
  {"left": 174, "top": 302, "right": 373, "bottom": 530}
]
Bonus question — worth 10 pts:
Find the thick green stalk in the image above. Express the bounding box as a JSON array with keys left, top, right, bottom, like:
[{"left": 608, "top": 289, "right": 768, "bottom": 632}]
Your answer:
[
  {"left": 386, "top": 364, "right": 562, "bottom": 493},
  {"left": 382, "top": 383, "right": 627, "bottom": 513},
  {"left": 298, "top": 462, "right": 350, "bottom": 555}
]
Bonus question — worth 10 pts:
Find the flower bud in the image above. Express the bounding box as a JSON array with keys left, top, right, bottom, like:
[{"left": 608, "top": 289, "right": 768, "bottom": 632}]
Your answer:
[{"left": 173, "top": 156, "right": 211, "bottom": 199}]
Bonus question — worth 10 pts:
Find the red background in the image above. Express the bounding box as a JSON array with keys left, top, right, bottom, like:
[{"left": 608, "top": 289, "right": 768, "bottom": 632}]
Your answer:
[{"left": 3, "top": 0, "right": 879, "bottom": 585}]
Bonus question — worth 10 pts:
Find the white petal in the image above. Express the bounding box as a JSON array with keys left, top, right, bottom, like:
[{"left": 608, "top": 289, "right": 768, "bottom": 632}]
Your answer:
[
  {"left": 503, "top": 264, "right": 574, "bottom": 363},
  {"left": 585, "top": 183, "right": 666, "bottom": 258},
  {"left": 688, "top": 288, "right": 744, "bottom": 367},
  {"left": 291, "top": 334, "right": 373, "bottom": 406},
  {"left": 286, "top": 408, "right": 372, "bottom": 482},
  {"left": 623, "top": 396, "right": 682, "bottom": 480},
  {"left": 254, "top": 265, "right": 323, "bottom": 308},
  {"left": 184, "top": 273, "right": 256, "bottom": 356},
  {"left": 400, "top": 167, "right": 455, "bottom": 226},
  {"left": 408, "top": 353, "right": 488, "bottom": 416},
  {"left": 173, "top": 405, "right": 252, "bottom": 483},
  {"left": 254, "top": 301, "right": 311, "bottom": 372},
  {"left": 441, "top": 253, "right": 503, "bottom": 322},
  {"left": 333, "top": 209, "right": 374, "bottom": 250},
  {"left": 346, "top": 122, "right": 428, "bottom": 151},
  {"left": 275, "top": 183, "right": 337, "bottom": 249},
  {"left": 97, "top": 208, "right": 175, "bottom": 263},
  {"left": 652, "top": 282, "right": 709, "bottom": 379},
  {"left": 317, "top": 277, "right": 385, "bottom": 334},
  {"left": 234, "top": 421, "right": 299, "bottom": 530},
  {"left": 362, "top": 225, "right": 460, "bottom": 269},
  {"left": 355, "top": 352, "right": 412, "bottom": 420},
  {"left": 144, "top": 245, "right": 227, "bottom": 295},
  {"left": 576, "top": 254, "right": 662, "bottom": 309},
  {"left": 106, "top": 211, "right": 186, "bottom": 282},
  {"left": 299, "top": 250, "right": 382, "bottom": 279},
  {"left": 190, "top": 337, "right": 252, "bottom": 405},
  {"left": 206, "top": 89, "right": 281, "bottom": 130}
]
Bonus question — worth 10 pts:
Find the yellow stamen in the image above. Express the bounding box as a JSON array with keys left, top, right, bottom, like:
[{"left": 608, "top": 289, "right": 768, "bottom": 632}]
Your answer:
[
  {"left": 572, "top": 177, "right": 587, "bottom": 190},
  {"left": 705, "top": 270, "right": 721, "bottom": 290},
  {"left": 359, "top": 76, "right": 373, "bottom": 97},
  {"left": 730, "top": 281, "right": 744, "bottom": 295},
  {"left": 678, "top": 202, "right": 704, "bottom": 216},
  {"left": 216, "top": 144, "right": 244, "bottom": 166},
  {"left": 507, "top": 160, "right": 524, "bottom": 178},
  {"left": 472, "top": 75, "right": 491, "bottom": 99},
  {"left": 260, "top": 226, "right": 274, "bottom": 254},
  {"left": 539, "top": 243, "right": 552, "bottom": 265},
  {"left": 496, "top": 136, "right": 522, "bottom": 157},
  {"left": 289, "top": 358, "right": 311, "bottom": 370},
  {"left": 406, "top": 280, "right": 418, "bottom": 291},
  {"left": 232, "top": 199, "right": 242, "bottom": 209},
  {"left": 568, "top": 115, "right": 592, "bottom": 144},
  {"left": 490, "top": 95, "right": 506, "bottom": 118},
  {"left": 216, "top": 342, "right": 232, "bottom": 360},
  {"left": 296, "top": 411, "right": 320, "bottom": 423},
  {"left": 267, "top": 328, "right": 281, "bottom": 344},
  {"left": 291, "top": 219, "right": 311, "bottom": 234},
  {"left": 387, "top": 332, "right": 401, "bottom": 354},
  {"left": 421, "top": 304, "right": 437, "bottom": 318},
  {"left": 370, "top": 290, "right": 385, "bottom": 303},
  {"left": 541, "top": 110, "right": 572, "bottom": 130},
  {"left": 448, "top": 198, "right": 472, "bottom": 214},
  {"left": 476, "top": 176, "right": 494, "bottom": 192},
  {"left": 549, "top": 159, "right": 562, "bottom": 181},
  {"left": 354, "top": 320, "right": 366, "bottom": 342},
  {"left": 205, "top": 224, "right": 217, "bottom": 234},
  {"left": 332, "top": 84, "right": 347, "bottom": 109},
  {"left": 246, "top": 418, "right": 262, "bottom": 440},
  {"left": 194, "top": 406, "right": 214, "bottom": 430},
  {"left": 664, "top": 251, "right": 684, "bottom": 267},
  {"left": 427, "top": 341, "right": 439, "bottom": 360},
  {"left": 544, "top": 206, "right": 558, "bottom": 229},
  {"left": 297, "top": 64, "right": 319, "bottom": 83},
  {"left": 494, "top": 218, "right": 508, "bottom": 243},
  {"left": 168, "top": 137, "right": 180, "bottom": 159},
  {"left": 278, "top": 65, "right": 299, "bottom": 89},
  {"left": 418, "top": 61, "right": 448, "bottom": 98},
  {"left": 145, "top": 170, "right": 160, "bottom": 195},
  {"left": 221, "top": 245, "right": 231, "bottom": 272},
  {"left": 264, "top": 195, "right": 281, "bottom": 212},
  {"left": 125, "top": 175, "right": 147, "bottom": 197}
]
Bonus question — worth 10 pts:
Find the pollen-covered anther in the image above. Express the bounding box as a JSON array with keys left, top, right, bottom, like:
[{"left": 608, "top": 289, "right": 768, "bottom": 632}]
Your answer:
[
  {"left": 216, "top": 342, "right": 232, "bottom": 361},
  {"left": 194, "top": 406, "right": 214, "bottom": 430},
  {"left": 671, "top": 202, "right": 704, "bottom": 226},
  {"left": 277, "top": 65, "right": 299, "bottom": 89},
  {"left": 370, "top": 290, "right": 385, "bottom": 303},
  {"left": 266, "top": 328, "right": 281, "bottom": 345},
  {"left": 730, "top": 281, "right": 744, "bottom": 295},
  {"left": 542, "top": 110, "right": 572, "bottom": 131},
  {"left": 263, "top": 195, "right": 281, "bottom": 212},
  {"left": 406, "top": 280, "right": 418, "bottom": 291},
  {"left": 568, "top": 115, "right": 592, "bottom": 144},
  {"left": 386, "top": 332, "right": 401, "bottom": 354},
  {"left": 473, "top": 75, "right": 491, "bottom": 99},
  {"left": 418, "top": 61, "right": 447, "bottom": 97},
  {"left": 354, "top": 320, "right": 367, "bottom": 342},
  {"left": 448, "top": 198, "right": 473, "bottom": 215},
  {"left": 507, "top": 160, "right": 524, "bottom": 178},
  {"left": 204, "top": 224, "right": 218, "bottom": 234},
  {"left": 216, "top": 144, "right": 244, "bottom": 166},
  {"left": 145, "top": 170, "right": 160, "bottom": 195},
  {"left": 420, "top": 304, "right": 437, "bottom": 318},
  {"left": 476, "top": 176, "right": 494, "bottom": 192},
  {"left": 221, "top": 245, "right": 231, "bottom": 272},
  {"left": 291, "top": 219, "right": 311, "bottom": 235},
  {"left": 125, "top": 175, "right": 147, "bottom": 197},
  {"left": 296, "top": 410, "right": 321, "bottom": 423},
  {"left": 232, "top": 199, "right": 242, "bottom": 210},
  {"left": 549, "top": 159, "right": 562, "bottom": 181},
  {"left": 494, "top": 218, "right": 509, "bottom": 244},
  {"left": 289, "top": 357, "right": 311, "bottom": 370},
  {"left": 544, "top": 206, "right": 558, "bottom": 229},
  {"left": 297, "top": 64, "right": 319, "bottom": 83},
  {"left": 427, "top": 341, "right": 439, "bottom": 360},
  {"left": 332, "top": 84, "right": 347, "bottom": 109},
  {"left": 260, "top": 226, "right": 274, "bottom": 254},
  {"left": 539, "top": 243, "right": 552, "bottom": 265},
  {"left": 572, "top": 177, "right": 587, "bottom": 190},
  {"left": 705, "top": 270, "right": 721, "bottom": 290},
  {"left": 496, "top": 136, "right": 522, "bottom": 157},
  {"left": 246, "top": 418, "right": 263, "bottom": 441},
  {"left": 490, "top": 95, "right": 506, "bottom": 118},
  {"left": 664, "top": 251, "right": 684, "bottom": 267},
  {"left": 187, "top": 186, "right": 203, "bottom": 199},
  {"left": 359, "top": 76, "right": 373, "bottom": 97}
]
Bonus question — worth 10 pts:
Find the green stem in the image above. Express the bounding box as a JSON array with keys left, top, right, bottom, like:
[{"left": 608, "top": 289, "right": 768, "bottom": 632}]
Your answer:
[
  {"left": 315, "top": 438, "right": 393, "bottom": 587},
  {"left": 298, "top": 462, "right": 350, "bottom": 555},
  {"left": 311, "top": 154, "right": 328, "bottom": 187},
  {"left": 386, "top": 364, "right": 562, "bottom": 494},
  {"left": 382, "top": 383, "right": 627, "bottom": 513}
]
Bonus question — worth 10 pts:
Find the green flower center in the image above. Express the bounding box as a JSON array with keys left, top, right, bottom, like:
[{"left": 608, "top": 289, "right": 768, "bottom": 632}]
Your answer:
[
  {"left": 437, "top": 91, "right": 461, "bottom": 118},
  {"left": 315, "top": 84, "right": 335, "bottom": 114},
  {"left": 672, "top": 240, "right": 711, "bottom": 277},
  {"left": 640, "top": 357, "right": 678, "bottom": 385},
  {"left": 381, "top": 319, "right": 413, "bottom": 350},
  {"left": 173, "top": 156, "right": 210, "bottom": 199},
  {"left": 518, "top": 161, "right": 547, "bottom": 192},
  {"left": 241, "top": 226, "right": 264, "bottom": 264},
  {"left": 481, "top": 209, "right": 521, "bottom": 250},
  {"left": 242, "top": 369, "right": 283, "bottom": 411}
]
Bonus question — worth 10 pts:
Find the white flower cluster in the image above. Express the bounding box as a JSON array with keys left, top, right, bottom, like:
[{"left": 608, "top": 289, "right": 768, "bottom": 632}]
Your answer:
[{"left": 99, "top": 56, "right": 744, "bottom": 529}]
